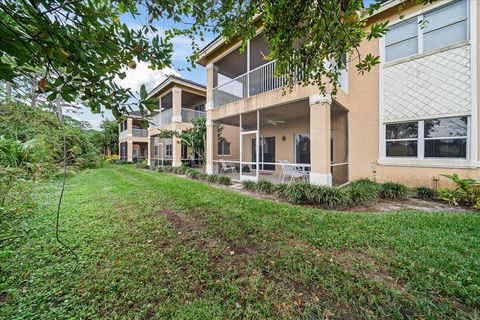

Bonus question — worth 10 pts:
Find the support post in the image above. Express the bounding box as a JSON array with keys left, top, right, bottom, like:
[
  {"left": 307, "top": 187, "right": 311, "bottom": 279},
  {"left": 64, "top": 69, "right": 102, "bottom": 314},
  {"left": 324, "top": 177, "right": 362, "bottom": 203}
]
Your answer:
[{"left": 309, "top": 94, "right": 332, "bottom": 186}]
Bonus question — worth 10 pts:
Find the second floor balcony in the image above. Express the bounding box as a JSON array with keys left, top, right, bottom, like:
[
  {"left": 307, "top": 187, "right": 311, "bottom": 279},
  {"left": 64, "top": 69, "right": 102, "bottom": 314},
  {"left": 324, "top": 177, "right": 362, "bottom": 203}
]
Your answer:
[
  {"left": 132, "top": 128, "right": 148, "bottom": 137},
  {"left": 151, "top": 108, "right": 205, "bottom": 128}
]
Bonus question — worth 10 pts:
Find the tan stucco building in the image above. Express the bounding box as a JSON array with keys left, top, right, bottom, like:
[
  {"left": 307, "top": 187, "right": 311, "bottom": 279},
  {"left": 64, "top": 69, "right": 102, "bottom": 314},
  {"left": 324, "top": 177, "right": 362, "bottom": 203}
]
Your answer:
[
  {"left": 118, "top": 112, "right": 149, "bottom": 162},
  {"left": 193, "top": 0, "right": 479, "bottom": 187}
]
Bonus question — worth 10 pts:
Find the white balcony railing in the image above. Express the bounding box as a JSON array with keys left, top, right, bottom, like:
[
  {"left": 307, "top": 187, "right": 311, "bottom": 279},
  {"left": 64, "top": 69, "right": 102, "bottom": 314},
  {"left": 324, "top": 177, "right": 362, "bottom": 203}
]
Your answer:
[
  {"left": 132, "top": 128, "right": 148, "bottom": 137},
  {"left": 119, "top": 130, "right": 128, "bottom": 139},
  {"left": 181, "top": 108, "right": 205, "bottom": 123},
  {"left": 152, "top": 108, "right": 173, "bottom": 127},
  {"left": 213, "top": 60, "right": 287, "bottom": 109},
  {"left": 151, "top": 108, "right": 205, "bottom": 128}
]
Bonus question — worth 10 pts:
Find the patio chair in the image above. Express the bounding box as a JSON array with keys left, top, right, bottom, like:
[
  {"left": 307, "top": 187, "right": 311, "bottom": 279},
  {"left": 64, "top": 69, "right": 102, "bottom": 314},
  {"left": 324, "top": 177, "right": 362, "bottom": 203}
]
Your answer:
[
  {"left": 220, "top": 159, "right": 236, "bottom": 175},
  {"left": 279, "top": 160, "right": 309, "bottom": 183}
]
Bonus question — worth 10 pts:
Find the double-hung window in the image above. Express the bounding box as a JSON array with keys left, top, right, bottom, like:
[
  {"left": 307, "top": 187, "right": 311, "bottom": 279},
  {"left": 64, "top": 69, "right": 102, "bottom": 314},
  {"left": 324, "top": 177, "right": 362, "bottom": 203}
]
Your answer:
[
  {"left": 166, "top": 145, "right": 173, "bottom": 157},
  {"left": 218, "top": 139, "right": 231, "bottom": 156},
  {"left": 385, "top": 116, "right": 468, "bottom": 159},
  {"left": 385, "top": 122, "right": 419, "bottom": 157},
  {"left": 385, "top": 0, "right": 468, "bottom": 62}
]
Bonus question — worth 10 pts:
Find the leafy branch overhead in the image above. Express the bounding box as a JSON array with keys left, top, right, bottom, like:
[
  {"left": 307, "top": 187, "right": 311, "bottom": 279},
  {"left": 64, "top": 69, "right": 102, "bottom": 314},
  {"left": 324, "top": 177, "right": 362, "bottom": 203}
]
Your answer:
[{"left": 0, "top": 0, "right": 438, "bottom": 116}]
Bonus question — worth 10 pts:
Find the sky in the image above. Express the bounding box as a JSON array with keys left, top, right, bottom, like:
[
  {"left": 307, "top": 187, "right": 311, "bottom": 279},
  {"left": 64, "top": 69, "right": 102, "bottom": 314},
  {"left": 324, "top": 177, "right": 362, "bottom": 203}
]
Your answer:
[{"left": 69, "top": 1, "right": 374, "bottom": 130}]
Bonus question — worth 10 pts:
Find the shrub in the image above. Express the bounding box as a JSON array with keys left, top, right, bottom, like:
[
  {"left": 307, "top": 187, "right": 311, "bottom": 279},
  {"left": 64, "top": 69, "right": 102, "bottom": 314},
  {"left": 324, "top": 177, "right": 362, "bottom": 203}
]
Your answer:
[
  {"left": 186, "top": 169, "right": 201, "bottom": 179},
  {"left": 414, "top": 186, "right": 436, "bottom": 200},
  {"left": 207, "top": 174, "right": 219, "bottom": 183},
  {"left": 157, "top": 166, "right": 164, "bottom": 172},
  {"left": 255, "top": 180, "right": 274, "bottom": 194},
  {"left": 162, "top": 166, "right": 174, "bottom": 173},
  {"left": 103, "top": 154, "right": 120, "bottom": 164},
  {"left": 175, "top": 166, "right": 189, "bottom": 175},
  {"left": 198, "top": 173, "right": 210, "bottom": 180},
  {"left": 217, "top": 176, "right": 231, "bottom": 185},
  {"left": 243, "top": 180, "right": 256, "bottom": 191},
  {"left": 346, "top": 178, "right": 381, "bottom": 206},
  {"left": 112, "top": 159, "right": 128, "bottom": 165},
  {"left": 134, "top": 162, "right": 149, "bottom": 169},
  {"left": 437, "top": 173, "right": 479, "bottom": 206},
  {"left": 274, "top": 183, "right": 289, "bottom": 198},
  {"left": 315, "top": 186, "right": 350, "bottom": 209},
  {"left": 381, "top": 182, "right": 409, "bottom": 199},
  {"left": 280, "top": 182, "right": 318, "bottom": 204}
]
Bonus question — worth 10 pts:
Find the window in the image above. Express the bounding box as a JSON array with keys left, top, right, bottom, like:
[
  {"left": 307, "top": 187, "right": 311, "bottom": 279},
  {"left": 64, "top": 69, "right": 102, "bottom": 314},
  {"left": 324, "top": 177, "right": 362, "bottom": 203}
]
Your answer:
[
  {"left": 385, "top": 18, "right": 418, "bottom": 62},
  {"left": 385, "top": 0, "right": 468, "bottom": 62},
  {"left": 385, "top": 116, "right": 468, "bottom": 159},
  {"left": 295, "top": 133, "right": 310, "bottom": 164},
  {"left": 424, "top": 117, "right": 467, "bottom": 158},
  {"left": 166, "top": 144, "right": 173, "bottom": 157},
  {"left": 385, "top": 122, "right": 418, "bottom": 157},
  {"left": 154, "top": 145, "right": 159, "bottom": 157},
  {"left": 218, "top": 138, "right": 231, "bottom": 155},
  {"left": 423, "top": 0, "right": 467, "bottom": 51}
]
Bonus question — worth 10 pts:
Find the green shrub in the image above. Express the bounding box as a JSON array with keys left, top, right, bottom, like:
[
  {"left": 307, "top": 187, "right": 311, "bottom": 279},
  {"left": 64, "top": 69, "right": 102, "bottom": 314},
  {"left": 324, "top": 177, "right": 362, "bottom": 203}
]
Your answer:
[
  {"left": 315, "top": 186, "right": 350, "bottom": 209},
  {"left": 255, "top": 180, "right": 274, "bottom": 194},
  {"left": 413, "top": 186, "right": 436, "bottom": 200},
  {"left": 186, "top": 169, "right": 201, "bottom": 179},
  {"left": 381, "top": 182, "right": 409, "bottom": 199},
  {"left": 274, "top": 183, "right": 289, "bottom": 198},
  {"left": 346, "top": 178, "right": 381, "bottom": 206},
  {"left": 113, "top": 159, "right": 128, "bottom": 165},
  {"left": 217, "top": 176, "right": 231, "bottom": 185},
  {"left": 437, "top": 173, "right": 479, "bottom": 207},
  {"left": 176, "top": 166, "right": 189, "bottom": 175},
  {"left": 157, "top": 166, "right": 164, "bottom": 172},
  {"left": 243, "top": 180, "right": 256, "bottom": 190},
  {"left": 207, "top": 174, "right": 219, "bottom": 183},
  {"left": 280, "top": 182, "right": 318, "bottom": 204},
  {"left": 198, "top": 173, "right": 210, "bottom": 180},
  {"left": 162, "top": 166, "right": 174, "bottom": 173},
  {"left": 134, "top": 162, "right": 149, "bottom": 169}
]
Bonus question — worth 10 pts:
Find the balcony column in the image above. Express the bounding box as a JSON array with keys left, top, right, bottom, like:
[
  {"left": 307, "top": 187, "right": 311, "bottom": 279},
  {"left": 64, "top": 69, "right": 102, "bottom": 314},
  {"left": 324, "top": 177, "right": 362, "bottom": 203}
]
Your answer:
[
  {"left": 127, "top": 117, "right": 133, "bottom": 137},
  {"left": 172, "top": 87, "right": 182, "bottom": 123},
  {"left": 206, "top": 117, "right": 219, "bottom": 174},
  {"left": 309, "top": 94, "right": 332, "bottom": 186},
  {"left": 147, "top": 133, "right": 151, "bottom": 167},
  {"left": 205, "top": 63, "right": 218, "bottom": 111},
  {"left": 172, "top": 134, "right": 182, "bottom": 167},
  {"left": 127, "top": 141, "right": 133, "bottom": 162}
]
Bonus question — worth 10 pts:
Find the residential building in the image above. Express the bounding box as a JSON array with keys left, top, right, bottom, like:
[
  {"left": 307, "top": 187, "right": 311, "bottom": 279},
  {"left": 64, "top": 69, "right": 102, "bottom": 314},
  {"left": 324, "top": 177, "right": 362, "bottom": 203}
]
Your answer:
[
  {"left": 118, "top": 111, "right": 149, "bottom": 162},
  {"left": 147, "top": 76, "right": 207, "bottom": 167},
  {"left": 196, "top": 0, "right": 479, "bottom": 187}
]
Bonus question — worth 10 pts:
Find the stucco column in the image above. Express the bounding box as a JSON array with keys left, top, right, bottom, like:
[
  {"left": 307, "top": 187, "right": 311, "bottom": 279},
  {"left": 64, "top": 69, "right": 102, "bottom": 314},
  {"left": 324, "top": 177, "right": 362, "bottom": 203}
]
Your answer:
[
  {"left": 127, "top": 117, "right": 133, "bottom": 137},
  {"left": 205, "top": 63, "right": 218, "bottom": 111},
  {"left": 147, "top": 133, "right": 152, "bottom": 166},
  {"left": 127, "top": 141, "right": 133, "bottom": 162},
  {"left": 172, "top": 87, "right": 182, "bottom": 123},
  {"left": 172, "top": 134, "right": 182, "bottom": 167},
  {"left": 206, "top": 116, "right": 218, "bottom": 174},
  {"left": 309, "top": 94, "right": 332, "bottom": 186}
]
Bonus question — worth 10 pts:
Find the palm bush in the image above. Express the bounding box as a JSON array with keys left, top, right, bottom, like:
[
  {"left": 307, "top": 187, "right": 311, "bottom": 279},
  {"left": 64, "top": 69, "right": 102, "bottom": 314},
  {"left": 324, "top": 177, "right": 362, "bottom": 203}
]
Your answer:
[
  {"left": 186, "top": 169, "right": 201, "bottom": 179},
  {"left": 437, "top": 173, "right": 479, "bottom": 206},
  {"left": 381, "top": 182, "right": 409, "bottom": 199},
  {"left": 280, "top": 182, "right": 317, "bottom": 204},
  {"left": 134, "top": 162, "right": 149, "bottom": 169},
  {"left": 207, "top": 174, "right": 219, "bottom": 183}
]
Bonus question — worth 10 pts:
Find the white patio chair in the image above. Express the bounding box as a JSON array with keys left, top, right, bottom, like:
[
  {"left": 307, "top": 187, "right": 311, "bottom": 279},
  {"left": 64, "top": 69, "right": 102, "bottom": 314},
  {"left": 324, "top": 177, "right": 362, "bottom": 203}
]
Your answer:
[
  {"left": 279, "top": 160, "right": 309, "bottom": 183},
  {"left": 220, "top": 159, "right": 236, "bottom": 174}
]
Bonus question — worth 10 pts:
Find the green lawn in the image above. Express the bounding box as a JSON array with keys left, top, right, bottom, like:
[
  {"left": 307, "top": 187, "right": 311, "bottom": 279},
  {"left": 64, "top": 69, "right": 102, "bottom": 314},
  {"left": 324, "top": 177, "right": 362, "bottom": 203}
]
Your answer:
[{"left": 2, "top": 165, "right": 480, "bottom": 319}]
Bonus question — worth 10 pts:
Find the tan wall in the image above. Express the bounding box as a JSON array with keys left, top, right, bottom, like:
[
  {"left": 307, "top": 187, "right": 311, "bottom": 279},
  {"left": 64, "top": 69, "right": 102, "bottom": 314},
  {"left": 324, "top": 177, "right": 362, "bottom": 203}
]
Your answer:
[
  {"left": 215, "top": 124, "right": 240, "bottom": 162},
  {"left": 202, "top": 0, "right": 480, "bottom": 187}
]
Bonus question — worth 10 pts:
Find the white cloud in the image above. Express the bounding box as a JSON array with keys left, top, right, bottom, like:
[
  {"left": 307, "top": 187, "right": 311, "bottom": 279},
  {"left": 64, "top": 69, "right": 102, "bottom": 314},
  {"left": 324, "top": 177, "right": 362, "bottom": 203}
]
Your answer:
[{"left": 115, "top": 61, "right": 180, "bottom": 94}]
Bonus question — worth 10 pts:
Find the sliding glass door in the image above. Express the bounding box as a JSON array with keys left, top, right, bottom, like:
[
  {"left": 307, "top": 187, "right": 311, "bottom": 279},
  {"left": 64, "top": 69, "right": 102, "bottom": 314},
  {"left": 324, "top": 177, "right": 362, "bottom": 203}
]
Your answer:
[
  {"left": 252, "top": 137, "right": 276, "bottom": 171},
  {"left": 295, "top": 133, "right": 310, "bottom": 167}
]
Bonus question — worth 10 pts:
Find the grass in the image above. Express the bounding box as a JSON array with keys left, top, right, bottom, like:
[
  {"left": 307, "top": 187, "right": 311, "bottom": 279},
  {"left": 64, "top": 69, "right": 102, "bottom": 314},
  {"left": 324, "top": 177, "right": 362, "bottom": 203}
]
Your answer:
[{"left": 1, "top": 165, "right": 480, "bottom": 319}]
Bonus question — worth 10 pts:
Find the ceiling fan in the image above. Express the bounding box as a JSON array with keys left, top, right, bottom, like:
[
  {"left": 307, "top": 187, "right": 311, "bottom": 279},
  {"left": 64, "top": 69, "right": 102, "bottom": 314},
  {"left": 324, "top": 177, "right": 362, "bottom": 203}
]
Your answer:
[{"left": 266, "top": 119, "right": 286, "bottom": 126}]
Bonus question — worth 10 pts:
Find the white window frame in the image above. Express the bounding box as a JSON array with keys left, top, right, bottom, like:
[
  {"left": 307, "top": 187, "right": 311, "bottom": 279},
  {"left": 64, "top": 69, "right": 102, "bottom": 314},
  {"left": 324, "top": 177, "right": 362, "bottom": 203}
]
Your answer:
[
  {"left": 382, "top": 116, "right": 470, "bottom": 164},
  {"left": 165, "top": 144, "right": 173, "bottom": 157},
  {"left": 217, "top": 139, "right": 231, "bottom": 156},
  {"left": 384, "top": 0, "right": 469, "bottom": 64}
]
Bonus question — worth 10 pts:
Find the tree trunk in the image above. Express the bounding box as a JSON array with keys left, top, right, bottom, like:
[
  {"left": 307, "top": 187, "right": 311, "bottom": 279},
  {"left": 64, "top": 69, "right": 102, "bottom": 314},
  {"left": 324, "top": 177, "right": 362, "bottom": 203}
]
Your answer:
[
  {"left": 31, "top": 76, "right": 37, "bottom": 108},
  {"left": 5, "top": 82, "right": 12, "bottom": 102}
]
